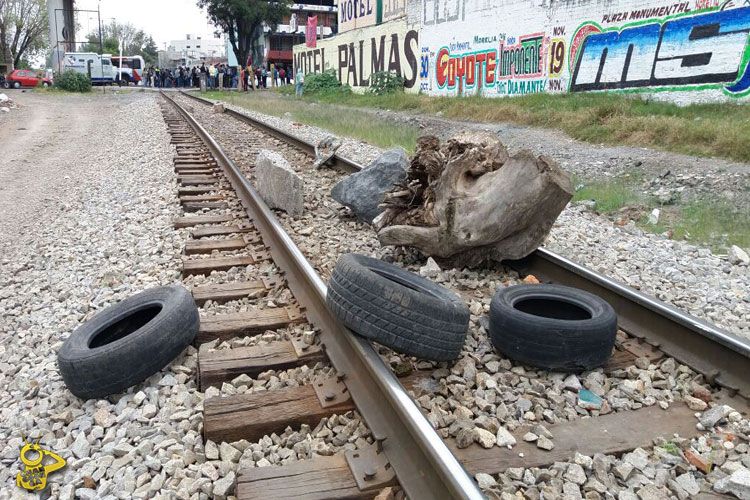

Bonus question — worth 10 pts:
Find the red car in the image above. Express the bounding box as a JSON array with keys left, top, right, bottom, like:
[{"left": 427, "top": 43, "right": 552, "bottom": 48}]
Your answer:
[{"left": 4, "top": 69, "right": 52, "bottom": 89}]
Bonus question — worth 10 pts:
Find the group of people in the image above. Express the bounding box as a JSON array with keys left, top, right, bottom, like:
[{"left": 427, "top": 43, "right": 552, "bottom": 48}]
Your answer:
[{"left": 140, "top": 63, "right": 295, "bottom": 90}]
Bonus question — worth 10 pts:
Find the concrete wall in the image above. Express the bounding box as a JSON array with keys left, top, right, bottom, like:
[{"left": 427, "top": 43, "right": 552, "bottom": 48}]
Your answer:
[
  {"left": 418, "top": 0, "right": 750, "bottom": 102},
  {"left": 297, "top": 0, "right": 750, "bottom": 102},
  {"left": 293, "top": 18, "right": 420, "bottom": 92}
]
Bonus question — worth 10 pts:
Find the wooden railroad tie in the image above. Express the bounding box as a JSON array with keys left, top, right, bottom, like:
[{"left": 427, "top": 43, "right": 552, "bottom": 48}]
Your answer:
[
  {"left": 182, "top": 201, "right": 230, "bottom": 213},
  {"left": 173, "top": 214, "right": 234, "bottom": 229},
  {"left": 191, "top": 275, "right": 281, "bottom": 306},
  {"left": 183, "top": 235, "right": 257, "bottom": 255},
  {"left": 191, "top": 222, "right": 254, "bottom": 239},
  {"left": 179, "top": 194, "right": 226, "bottom": 204},
  {"left": 203, "top": 374, "right": 353, "bottom": 443},
  {"left": 178, "top": 175, "right": 219, "bottom": 186},
  {"left": 181, "top": 250, "right": 271, "bottom": 277},
  {"left": 196, "top": 304, "right": 304, "bottom": 344},
  {"left": 174, "top": 168, "right": 217, "bottom": 176},
  {"left": 237, "top": 451, "right": 396, "bottom": 500},
  {"left": 177, "top": 185, "right": 217, "bottom": 196},
  {"left": 197, "top": 337, "right": 324, "bottom": 389},
  {"left": 233, "top": 401, "right": 698, "bottom": 499}
]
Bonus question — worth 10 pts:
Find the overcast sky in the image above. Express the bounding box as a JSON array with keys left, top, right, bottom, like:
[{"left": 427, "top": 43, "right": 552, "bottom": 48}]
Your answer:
[{"left": 74, "top": 0, "right": 222, "bottom": 49}]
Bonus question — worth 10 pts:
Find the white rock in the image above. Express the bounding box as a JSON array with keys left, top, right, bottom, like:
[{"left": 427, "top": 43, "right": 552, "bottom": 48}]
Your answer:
[
  {"left": 714, "top": 467, "right": 750, "bottom": 499},
  {"left": 256, "top": 149, "right": 304, "bottom": 217},
  {"left": 214, "top": 471, "right": 236, "bottom": 499},
  {"left": 647, "top": 208, "right": 660, "bottom": 225},
  {"left": 70, "top": 432, "right": 90, "bottom": 459},
  {"left": 475, "top": 472, "right": 497, "bottom": 489},
  {"left": 419, "top": 258, "right": 441, "bottom": 278},
  {"left": 729, "top": 245, "right": 750, "bottom": 266},
  {"left": 675, "top": 472, "right": 700, "bottom": 495},
  {"left": 495, "top": 426, "right": 516, "bottom": 448}
]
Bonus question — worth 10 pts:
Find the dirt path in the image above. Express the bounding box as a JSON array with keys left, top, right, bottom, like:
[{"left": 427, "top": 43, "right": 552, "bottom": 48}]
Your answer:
[{"left": 0, "top": 90, "right": 143, "bottom": 248}]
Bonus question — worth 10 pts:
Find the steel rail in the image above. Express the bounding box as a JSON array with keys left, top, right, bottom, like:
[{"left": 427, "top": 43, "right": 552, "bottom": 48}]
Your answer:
[
  {"left": 161, "top": 92, "right": 485, "bottom": 500},
  {"left": 179, "top": 89, "right": 750, "bottom": 403},
  {"left": 179, "top": 90, "right": 364, "bottom": 173}
]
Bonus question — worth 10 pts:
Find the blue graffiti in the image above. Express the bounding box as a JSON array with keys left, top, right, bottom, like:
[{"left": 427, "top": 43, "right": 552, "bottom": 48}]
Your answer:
[{"left": 571, "top": 7, "right": 750, "bottom": 95}]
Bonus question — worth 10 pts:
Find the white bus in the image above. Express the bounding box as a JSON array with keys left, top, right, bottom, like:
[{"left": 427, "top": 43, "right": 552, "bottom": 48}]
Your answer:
[
  {"left": 63, "top": 53, "right": 116, "bottom": 85},
  {"left": 111, "top": 56, "right": 146, "bottom": 86}
]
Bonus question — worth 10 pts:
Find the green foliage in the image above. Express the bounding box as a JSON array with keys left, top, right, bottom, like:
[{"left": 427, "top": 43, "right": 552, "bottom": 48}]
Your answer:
[
  {"left": 198, "top": 0, "right": 291, "bottom": 68},
  {"left": 80, "top": 21, "right": 159, "bottom": 65},
  {"left": 54, "top": 70, "right": 91, "bottom": 92},
  {"left": 367, "top": 71, "right": 404, "bottom": 95},
  {"left": 0, "top": 0, "right": 49, "bottom": 68},
  {"left": 304, "top": 69, "right": 350, "bottom": 94}
]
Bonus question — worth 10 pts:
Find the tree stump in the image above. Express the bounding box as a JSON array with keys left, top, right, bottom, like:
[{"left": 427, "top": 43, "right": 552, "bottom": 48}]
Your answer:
[{"left": 374, "top": 131, "right": 574, "bottom": 266}]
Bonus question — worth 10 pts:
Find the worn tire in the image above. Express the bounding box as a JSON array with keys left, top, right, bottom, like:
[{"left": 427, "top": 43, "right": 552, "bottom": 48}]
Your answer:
[
  {"left": 57, "top": 285, "right": 199, "bottom": 399},
  {"left": 489, "top": 284, "right": 617, "bottom": 371},
  {"left": 326, "top": 254, "right": 469, "bottom": 361}
]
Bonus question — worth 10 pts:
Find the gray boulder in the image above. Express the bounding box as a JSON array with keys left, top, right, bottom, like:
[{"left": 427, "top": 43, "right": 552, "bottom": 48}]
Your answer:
[
  {"left": 256, "top": 150, "right": 304, "bottom": 217},
  {"left": 331, "top": 148, "right": 408, "bottom": 223}
]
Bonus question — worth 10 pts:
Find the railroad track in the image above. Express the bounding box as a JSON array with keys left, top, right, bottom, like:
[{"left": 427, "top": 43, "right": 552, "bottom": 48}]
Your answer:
[{"left": 161, "top": 91, "right": 750, "bottom": 499}]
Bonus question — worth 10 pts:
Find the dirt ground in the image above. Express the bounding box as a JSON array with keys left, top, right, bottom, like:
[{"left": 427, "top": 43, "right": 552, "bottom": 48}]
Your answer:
[{"left": 0, "top": 89, "right": 145, "bottom": 249}]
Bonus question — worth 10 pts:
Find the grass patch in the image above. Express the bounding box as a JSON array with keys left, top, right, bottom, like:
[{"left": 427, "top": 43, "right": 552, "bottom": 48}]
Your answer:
[
  {"left": 255, "top": 89, "right": 750, "bottom": 163},
  {"left": 572, "top": 175, "right": 645, "bottom": 214},
  {"left": 573, "top": 174, "right": 750, "bottom": 251},
  {"left": 203, "top": 90, "right": 419, "bottom": 153},
  {"left": 653, "top": 199, "right": 750, "bottom": 250}
]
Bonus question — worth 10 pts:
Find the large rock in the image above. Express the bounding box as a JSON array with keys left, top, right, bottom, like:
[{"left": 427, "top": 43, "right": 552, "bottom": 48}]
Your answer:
[
  {"left": 714, "top": 467, "right": 750, "bottom": 499},
  {"left": 331, "top": 148, "right": 408, "bottom": 223},
  {"left": 256, "top": 150, "right": 304, "bottom": 217}
]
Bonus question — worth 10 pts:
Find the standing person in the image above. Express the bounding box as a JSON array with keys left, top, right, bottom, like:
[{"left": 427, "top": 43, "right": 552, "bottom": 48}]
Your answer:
[
  {"left": 247, "top": 65, "right": 254, "bottom": 90},
  {"left": 279, "top": 67, "right": 285, "bottom": 86},
  {"left": 295, "top": 67, "right": 304, "bottom": 96},
  {"left": 274, "top": 67, "right": 279, "bottom": 87}
]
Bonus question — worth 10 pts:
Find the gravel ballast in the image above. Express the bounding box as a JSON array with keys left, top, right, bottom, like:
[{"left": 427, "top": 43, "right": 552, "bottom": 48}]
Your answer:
[
  {"left": 0, "top": 95, "right": 190, "bottom": 499},
  {"left": 175, "top": 92, "right": 750, "bottom": 499}
]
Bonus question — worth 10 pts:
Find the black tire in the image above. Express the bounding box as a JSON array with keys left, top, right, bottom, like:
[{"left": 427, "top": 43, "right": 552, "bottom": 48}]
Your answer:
[
  {"left": 489, "top": 284, "right": 617, "bottom": 371},
  {"left": 57, "top": 285, "right": 199, "bottom": 399},
  {"left": 326, "top": 254, "right": 469, "bottom": 361}
]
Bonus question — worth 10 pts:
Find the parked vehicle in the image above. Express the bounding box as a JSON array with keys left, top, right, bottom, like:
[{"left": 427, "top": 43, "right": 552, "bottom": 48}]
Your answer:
[
  {"left": 4, "top": 69, "right": 52, "bottom": 89},
  {"left": 62, "top": 52, "right": 116, "bottom": 85},
  {"left": 111, "top": 56, "right": 145, "bottom": 86}
]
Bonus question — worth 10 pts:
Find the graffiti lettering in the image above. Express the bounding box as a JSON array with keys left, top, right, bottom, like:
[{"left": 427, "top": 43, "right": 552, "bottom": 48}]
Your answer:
[
  {"left": 423, "top": 0, "right": 465, "bottom": 25},
  {"left": 498, "top": 78, "right": 546, "bottom": 95},
  {"left": 436, "top": 47, "right": 496, "bottom": 93},
  {"left": 548, "top": 39, "right": 566, "bottom": 77},
  {"left": 570, "top": 7, "right": 750, "bottom": 95},
  {"left": 498, "top": 34, "right": 546, "bottom": 79},
  {"left": 339, "top": 0, "right": 375, "bottom": 24}
]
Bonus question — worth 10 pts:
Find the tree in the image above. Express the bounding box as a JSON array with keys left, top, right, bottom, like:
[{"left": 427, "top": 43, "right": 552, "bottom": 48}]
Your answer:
[
  {"left": 198, "top": 0, "right": 291, "bottom": 67},
  {"left": 80, "top": 21, "right": 158, "bottom": 65},
  {"left": 0, "top": 0, "right": 48, "bottom": 70}
]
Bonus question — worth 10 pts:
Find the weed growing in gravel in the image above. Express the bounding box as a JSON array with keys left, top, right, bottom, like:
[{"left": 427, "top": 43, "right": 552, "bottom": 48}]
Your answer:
[{"left": 573, "top": 174, "right": 750, "bottom": 252}]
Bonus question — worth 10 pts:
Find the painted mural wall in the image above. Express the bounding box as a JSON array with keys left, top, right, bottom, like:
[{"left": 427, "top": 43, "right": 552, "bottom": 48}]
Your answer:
[
  {"left": 337, "top": 0, "right": 407, "bottom": 32},
  {"left": 418, "top": 0, "right": 750, "bottom": 101},
  {"left": 293, "top": 19, "right": 420, "bottom": 92}
]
